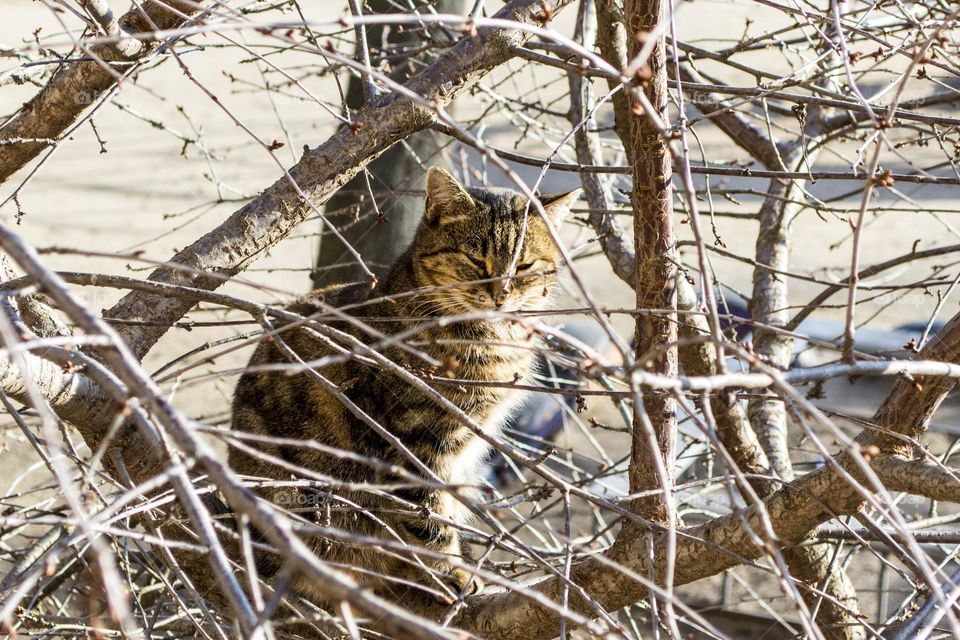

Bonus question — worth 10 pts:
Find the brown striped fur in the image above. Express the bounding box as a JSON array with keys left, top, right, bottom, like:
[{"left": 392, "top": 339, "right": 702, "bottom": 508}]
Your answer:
[{"left": 230, "top": 167, "right": 579, "bottom": 602}]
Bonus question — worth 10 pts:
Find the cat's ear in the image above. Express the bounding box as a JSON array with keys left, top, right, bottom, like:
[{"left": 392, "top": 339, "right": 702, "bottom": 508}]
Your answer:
[
  {"left": 425, "top": 167, "right": 471, "bottom": 224},
  {"left": 539, "top": 188, "right": 582, "bottom": 224}
]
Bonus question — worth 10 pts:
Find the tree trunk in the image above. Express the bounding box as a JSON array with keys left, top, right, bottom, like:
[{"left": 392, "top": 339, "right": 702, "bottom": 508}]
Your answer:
[
  {"left": 313, "top": 0, "right": 470, "bottom": 287},
  {"left": 625, "top": 0, "right": 677, "bottom": 524}
]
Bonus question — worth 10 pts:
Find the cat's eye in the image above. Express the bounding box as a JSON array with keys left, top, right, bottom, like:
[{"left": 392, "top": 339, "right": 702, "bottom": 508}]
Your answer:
[{"left": 516, "top": 261, "right": 536, "bottom": 272}]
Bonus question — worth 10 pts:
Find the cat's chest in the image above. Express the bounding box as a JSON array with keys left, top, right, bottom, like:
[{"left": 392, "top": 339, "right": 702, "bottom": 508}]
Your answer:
[{"left": 435, "top": 321, "right": 536, "bottom": 390}]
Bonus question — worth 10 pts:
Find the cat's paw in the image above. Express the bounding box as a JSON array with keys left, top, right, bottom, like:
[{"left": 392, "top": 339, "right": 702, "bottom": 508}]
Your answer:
[
  {"left": 422, "top": 567, "right": 484, "bottom": 604},
  {"left": 447, "top": 567, "right": 484, "bottom": 596}
]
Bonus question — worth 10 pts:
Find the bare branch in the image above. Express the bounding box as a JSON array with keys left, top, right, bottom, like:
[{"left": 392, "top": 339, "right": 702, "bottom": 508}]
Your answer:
[
  {"left": 0, "top": 1, "right": 202, "bottom": 184},
  {"left": 104, "top": 0, "right": 575, "bottom": 360}
]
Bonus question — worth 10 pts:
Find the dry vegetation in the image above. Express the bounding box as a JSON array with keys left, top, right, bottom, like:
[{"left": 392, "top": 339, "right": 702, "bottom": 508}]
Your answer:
[{"left": 3, "top": 0, "right": 960, "bottom": 638}]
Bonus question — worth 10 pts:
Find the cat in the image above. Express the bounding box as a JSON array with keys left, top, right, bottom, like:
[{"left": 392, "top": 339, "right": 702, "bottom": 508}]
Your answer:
[{"left": 229, "top": 167, "right": 580, "bottom": 603}]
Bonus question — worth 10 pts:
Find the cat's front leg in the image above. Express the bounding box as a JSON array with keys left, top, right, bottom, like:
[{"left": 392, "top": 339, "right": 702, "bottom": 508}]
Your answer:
[{"left": 397, "top": 514, "right": 484, "bottom": 602}]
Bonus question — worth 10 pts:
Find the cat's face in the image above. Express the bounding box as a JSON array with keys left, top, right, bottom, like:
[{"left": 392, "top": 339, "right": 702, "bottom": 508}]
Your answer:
[{"left": 412, "top": 167, "right": 580, "bottom": 315}]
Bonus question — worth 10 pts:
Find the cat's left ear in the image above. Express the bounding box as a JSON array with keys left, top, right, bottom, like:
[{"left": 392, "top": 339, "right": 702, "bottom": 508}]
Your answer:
[
  {"left": 425, "top": 167, "right": 472, "bottom": 225},
  {"left": 539, "top": 188, "right": 582, "bottom": 224}
]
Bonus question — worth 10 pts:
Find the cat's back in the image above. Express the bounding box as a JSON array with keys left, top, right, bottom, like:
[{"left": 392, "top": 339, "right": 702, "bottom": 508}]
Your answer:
[
  {"left": 241, "top": 280, "right": 370, "bottom": 371},
  {"left": 230, "top": 281, "right": 373, "bottom": 462}
]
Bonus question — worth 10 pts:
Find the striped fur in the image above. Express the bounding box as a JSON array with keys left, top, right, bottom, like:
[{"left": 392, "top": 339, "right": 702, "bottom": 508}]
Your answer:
[{"left": 230, "top": 167, "right": 579, "bottom": 601}]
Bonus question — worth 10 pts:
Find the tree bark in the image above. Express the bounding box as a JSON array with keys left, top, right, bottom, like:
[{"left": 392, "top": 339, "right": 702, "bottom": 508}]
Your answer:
[
  {"left": 625, "top": 0, "right": 677, "bottom": 524},
  {"left": 595, "top": 0, "right": 632, "bottom": 151}
]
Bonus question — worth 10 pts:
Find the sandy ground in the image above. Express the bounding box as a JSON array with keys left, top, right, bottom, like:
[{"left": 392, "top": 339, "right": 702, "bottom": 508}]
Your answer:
[{"left": 3, "top": 0, "right": 960, "bottom": 631}]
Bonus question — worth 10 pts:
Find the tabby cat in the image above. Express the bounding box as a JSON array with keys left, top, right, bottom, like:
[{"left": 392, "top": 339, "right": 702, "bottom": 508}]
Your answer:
[{"left": 230, "top": 167, "right": 579, "bottom": 602}]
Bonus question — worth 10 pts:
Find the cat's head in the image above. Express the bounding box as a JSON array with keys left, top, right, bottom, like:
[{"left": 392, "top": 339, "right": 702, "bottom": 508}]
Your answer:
[{"left": 411, "top": 167, "right": 580, "bottom": 315}]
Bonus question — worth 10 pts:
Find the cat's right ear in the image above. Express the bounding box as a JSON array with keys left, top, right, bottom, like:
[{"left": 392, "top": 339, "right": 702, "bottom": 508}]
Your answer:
[{"left": 425, "top": 167, "right": 471, "bottom": 224}]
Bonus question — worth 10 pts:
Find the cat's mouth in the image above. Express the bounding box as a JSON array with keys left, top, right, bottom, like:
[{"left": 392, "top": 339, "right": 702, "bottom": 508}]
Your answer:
[
  {"left": 468, "top": 292, "right": 526, "bottom": 313},
  {"left": 424, "top": 290, "right": 542, "bottom": 315}
]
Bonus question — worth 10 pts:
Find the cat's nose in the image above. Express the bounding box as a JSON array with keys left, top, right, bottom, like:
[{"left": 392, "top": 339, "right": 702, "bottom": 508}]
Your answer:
[{"left": 494, "top": 292, "right": 508, "bottom": 307}]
